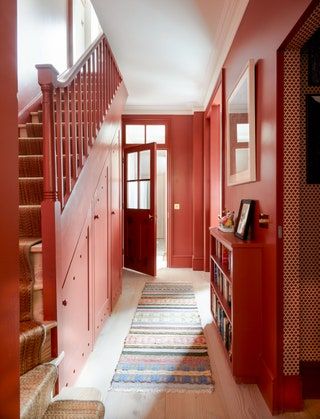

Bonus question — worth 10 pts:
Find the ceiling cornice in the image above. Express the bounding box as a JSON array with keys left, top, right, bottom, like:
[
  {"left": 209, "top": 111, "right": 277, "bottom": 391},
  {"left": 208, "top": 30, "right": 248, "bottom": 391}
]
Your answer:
[
  {"left": 202, "top": 0, "right": 249, "bottom": 109},
  {"left": 123, "top": 104, "right": 204, "bottom": 115}
]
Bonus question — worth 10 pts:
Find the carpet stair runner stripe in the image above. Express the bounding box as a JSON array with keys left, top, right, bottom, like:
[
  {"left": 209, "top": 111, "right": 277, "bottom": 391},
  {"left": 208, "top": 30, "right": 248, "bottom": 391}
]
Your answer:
[{"left": 110, "top": 282, "right": 214, "bottom": 393}]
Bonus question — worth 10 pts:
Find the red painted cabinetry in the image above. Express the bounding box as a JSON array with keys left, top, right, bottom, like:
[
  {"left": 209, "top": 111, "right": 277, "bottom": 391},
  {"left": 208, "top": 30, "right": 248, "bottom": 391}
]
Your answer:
[{"left": 210, "top": 227, "right": 262, "bottom": 383}]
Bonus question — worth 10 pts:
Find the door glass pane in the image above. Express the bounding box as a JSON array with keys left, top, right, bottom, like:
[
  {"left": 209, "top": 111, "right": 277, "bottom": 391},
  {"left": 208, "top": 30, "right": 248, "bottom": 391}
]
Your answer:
[
  {"left": 139, "top": 180, "right": 150, "bottom": 209},
  {"left": 126, "top": 125, "right": 145, "bottom": 144},
  {"left": 127, "top": 152, "right": 138, "bottom": 180},
  {"left": 146, "top": 125, "right": 165, "bottom": 144},
  {"left": 127, "top": 181, "right": 138, "bottom": 208},
  {"left": 139, "top": 150, "right": 150, "bottom": 179}
]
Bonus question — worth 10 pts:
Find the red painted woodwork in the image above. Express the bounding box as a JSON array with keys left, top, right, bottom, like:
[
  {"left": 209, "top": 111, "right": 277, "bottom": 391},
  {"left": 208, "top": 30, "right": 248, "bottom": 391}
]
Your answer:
[
  {"left": 37, "top": 34, "right": 122, "bottom": 210},
  {"left": 92, "top": 164, "right": 111, "bottom": 341},
  {"left": 210, "top": 228, "right": 262, "bottom": 383},
  {"left": 192, "top": 112, "right": 204, "bottom": 271},
  {"left": 124, "top": 143, "right": 157, "bottom": 276},
  {"left": 0, "top": 2, "right": 20, "bottom": 417},
  {"left": 111, "top": 131, "right": 123, "bottom": 307},
  {"left": 59, "top": 216, "right": 92, "bottom": 388},
  {"left": 56, "top": 84, "right": 127, "bottom": 387},
  {"left": 18, "top": 0, "right": 68, "bottom": 114},
  {"left": 123, "top": 115, "right": 194, "bottom": 268},
  {"left": 218, "top": 0, "right": 311, "bottom": 412},
  {"left": 204, "top": 73, "right": 224, "bottom": 272}
]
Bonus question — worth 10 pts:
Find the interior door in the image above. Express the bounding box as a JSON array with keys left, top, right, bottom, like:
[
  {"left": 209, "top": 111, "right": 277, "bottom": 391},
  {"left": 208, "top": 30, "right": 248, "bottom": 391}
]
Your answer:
[{"left": 124, "top": 143, "right": 156, "bottom": 276}]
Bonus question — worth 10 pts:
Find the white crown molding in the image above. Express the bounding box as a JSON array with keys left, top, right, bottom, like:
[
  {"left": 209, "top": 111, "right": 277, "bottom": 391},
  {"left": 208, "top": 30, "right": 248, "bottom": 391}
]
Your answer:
[
  {"left": 202, "top": 0, "right": 249, "bottom": 109},
  {"left": 123, "top": 104, "right": 204, "bottom": 115}
]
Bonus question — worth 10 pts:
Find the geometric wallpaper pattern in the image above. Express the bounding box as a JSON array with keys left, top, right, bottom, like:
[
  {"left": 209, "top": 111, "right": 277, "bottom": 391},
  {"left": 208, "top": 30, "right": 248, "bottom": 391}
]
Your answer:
[{"left": 282, "top": 4, "right": 320, "bottom": 375}]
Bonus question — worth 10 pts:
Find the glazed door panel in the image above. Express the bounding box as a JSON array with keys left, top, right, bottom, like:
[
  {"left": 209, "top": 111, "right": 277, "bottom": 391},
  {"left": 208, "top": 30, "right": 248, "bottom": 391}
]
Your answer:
[{"left": 124, "top": 143, "right": 156, "bottom": 276}]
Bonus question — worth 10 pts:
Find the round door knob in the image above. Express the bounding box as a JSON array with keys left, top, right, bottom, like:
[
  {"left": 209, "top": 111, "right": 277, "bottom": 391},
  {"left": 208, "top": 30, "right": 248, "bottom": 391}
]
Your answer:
[
  {"left": 111, "top": 211, "right": 115, "bottom": 215},
  {"left": 62, "top": 299, "right": 67, "bottom": 306},
  {"left": 148, "top": 214, "right": 154, "bottom": 220},
  {"left": 94, "top": 215, "right": 99, "bottom": 220}
]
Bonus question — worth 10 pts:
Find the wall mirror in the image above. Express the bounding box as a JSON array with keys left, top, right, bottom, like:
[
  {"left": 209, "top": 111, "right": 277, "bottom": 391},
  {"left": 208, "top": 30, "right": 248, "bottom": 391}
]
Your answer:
[{"left": 227, "top": 59, "right": 256, "bottom": 186}]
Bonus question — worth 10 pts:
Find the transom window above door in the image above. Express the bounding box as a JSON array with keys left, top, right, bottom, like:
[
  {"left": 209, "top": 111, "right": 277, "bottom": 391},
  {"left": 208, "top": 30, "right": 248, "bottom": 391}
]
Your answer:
[{"left": 125, "top": 124, "right": 166, "bottom": 144}]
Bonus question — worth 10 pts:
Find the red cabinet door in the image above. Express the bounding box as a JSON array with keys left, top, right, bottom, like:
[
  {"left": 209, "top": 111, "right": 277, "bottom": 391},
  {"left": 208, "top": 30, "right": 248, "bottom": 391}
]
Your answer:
[{"left": 124, "top": 143, "right": 156, "bottom": 276}]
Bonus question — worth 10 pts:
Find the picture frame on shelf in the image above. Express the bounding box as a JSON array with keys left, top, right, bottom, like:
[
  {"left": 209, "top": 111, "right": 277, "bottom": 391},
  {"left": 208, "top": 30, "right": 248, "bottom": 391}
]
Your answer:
[{"left": 234, "top": 199, "right": 255, "bottom": 240}]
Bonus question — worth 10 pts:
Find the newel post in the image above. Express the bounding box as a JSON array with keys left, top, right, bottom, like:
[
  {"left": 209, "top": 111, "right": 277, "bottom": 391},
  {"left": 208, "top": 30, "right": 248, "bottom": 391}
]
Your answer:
[
  {"left": 36, "top": 64, "right": 59, "bottom": 201},
  {"left": 36, "top": 65, "right": 61, "bottom": 333}
]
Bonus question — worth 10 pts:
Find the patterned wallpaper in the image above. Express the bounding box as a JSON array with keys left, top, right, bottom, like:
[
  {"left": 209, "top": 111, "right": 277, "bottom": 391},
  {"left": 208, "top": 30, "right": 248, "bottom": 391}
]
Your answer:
[{"left": 282, "top": 4, "right": 320, "bottom": 376}]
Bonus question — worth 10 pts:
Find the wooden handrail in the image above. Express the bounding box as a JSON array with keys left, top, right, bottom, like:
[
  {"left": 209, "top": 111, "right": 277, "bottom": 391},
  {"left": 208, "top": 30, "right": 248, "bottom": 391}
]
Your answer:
[{"left": 37, "top": 34, "right": 122, "bottom": 209}]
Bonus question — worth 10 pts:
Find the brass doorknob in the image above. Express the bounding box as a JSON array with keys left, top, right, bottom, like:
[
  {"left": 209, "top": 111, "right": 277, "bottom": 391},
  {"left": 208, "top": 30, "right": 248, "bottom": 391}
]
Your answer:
[{"left": 148, "top": 214, "right": 154, "bottom": 220}]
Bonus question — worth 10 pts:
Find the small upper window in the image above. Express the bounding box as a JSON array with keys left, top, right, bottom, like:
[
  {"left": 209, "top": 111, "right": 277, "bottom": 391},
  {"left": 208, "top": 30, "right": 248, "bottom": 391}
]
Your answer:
[
  {"left": 125, "top": 124, "right": 166, "bottom": 145},
  {"left": 125, "top": 125, "right": 145, "bottom": 144},
  {"left": 146, "top": 125, "right": 165, "bottom": 144}
]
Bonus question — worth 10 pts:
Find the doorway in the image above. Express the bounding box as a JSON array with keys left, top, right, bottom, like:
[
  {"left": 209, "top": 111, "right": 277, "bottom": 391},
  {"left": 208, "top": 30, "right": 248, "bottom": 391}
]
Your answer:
[
  {"left": 122, "top": 119, "right": 169, "bottom": 276},
  {"left": 156, "top": 150, "right": 167, "bottom": 270}
]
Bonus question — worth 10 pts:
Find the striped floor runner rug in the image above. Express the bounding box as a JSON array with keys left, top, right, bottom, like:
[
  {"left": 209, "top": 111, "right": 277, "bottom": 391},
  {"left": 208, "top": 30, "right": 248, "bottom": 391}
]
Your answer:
[{"left": 110, "top": 282, "right": 214, "bottom": 392}]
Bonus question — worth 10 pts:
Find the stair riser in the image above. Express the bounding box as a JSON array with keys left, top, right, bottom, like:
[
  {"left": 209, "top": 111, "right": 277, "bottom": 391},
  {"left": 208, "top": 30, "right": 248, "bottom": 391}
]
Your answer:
[
  {"left": 19, "top": 156, "right": 43, "bottom": 177},
  {"left": 19, "top": 178, "right": 43, "bottom": 205},
  {"left": 19, "top": 206, "right": 41, "bottom": 237},
  {"left": 26, "top": 123, "right": 43, "bottom": 137},
  {"left": 19, "top": 138, "right": 43, "bottom": 156}
]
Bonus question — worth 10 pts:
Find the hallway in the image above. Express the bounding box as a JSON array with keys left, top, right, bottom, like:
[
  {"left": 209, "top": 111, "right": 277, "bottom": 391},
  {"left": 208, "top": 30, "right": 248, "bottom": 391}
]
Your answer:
[{"left": 74, "top": 269, "right": 319, "bottom": 419}]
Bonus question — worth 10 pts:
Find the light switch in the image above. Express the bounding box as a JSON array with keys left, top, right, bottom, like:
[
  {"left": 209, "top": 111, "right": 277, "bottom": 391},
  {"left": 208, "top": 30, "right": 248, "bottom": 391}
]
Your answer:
[{"left": 174, "top": 203, "right": 180, "bottom": 210}]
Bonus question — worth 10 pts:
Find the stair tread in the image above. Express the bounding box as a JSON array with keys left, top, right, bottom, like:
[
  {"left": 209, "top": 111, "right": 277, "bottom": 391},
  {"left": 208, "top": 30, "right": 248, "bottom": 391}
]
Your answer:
[
  {"left": 31, "top": 242, "right": 42, "bottom": 253},
  {"left": 20, "top": 363, "right": 57, "bottom": 419}
]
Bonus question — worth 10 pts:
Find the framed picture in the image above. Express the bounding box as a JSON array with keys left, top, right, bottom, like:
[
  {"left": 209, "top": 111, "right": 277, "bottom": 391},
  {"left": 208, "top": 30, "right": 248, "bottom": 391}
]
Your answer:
[{"left": 234, "top": 199, "right": 255, "bottom": 240}]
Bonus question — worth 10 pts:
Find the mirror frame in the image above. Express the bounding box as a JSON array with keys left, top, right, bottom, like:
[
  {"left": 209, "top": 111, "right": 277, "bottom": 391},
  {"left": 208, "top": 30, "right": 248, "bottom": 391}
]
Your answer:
[{"left": 226, "top": 59, "right": 256, "bottom": 186}]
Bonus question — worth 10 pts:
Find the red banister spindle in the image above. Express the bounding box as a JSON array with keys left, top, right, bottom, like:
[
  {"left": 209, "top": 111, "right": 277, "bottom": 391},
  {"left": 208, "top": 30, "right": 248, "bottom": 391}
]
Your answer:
[
  {"left": 64, "top": 85, "right": 71, "bottom": 196},
  {"left": 102, "top": 41, "right": 107, "bottom": 113},
  {"left": 83, "top": 62, "right": 88, "bottom": 156},
  {"left": 88, "top": 55, "right": 93, "bottom": 146},
  {"left": 99, "top": 40, "right": 103, "bottom": 119},
  {"left": 103, "top": 40, "right": 108, "bottom": 112},
  {"left": 70, "top": 79, "right": 78, "bottom": 179},
  {"left": 36, "top": 65, "right": 59, "bottom": 201},
  {"left": 94, "top": 48, "right": 98, "bottom": 133},
  {"left": 108, "top": 47, "right": 112, "bottom": 106},
  {"left": 55, "top": 88, "right": 64, "bottom": 206},
  {"left": 97, "top": 43, "right": 101, "bottom": 124},
  {"left": 77, "top": 72, "right": 83, "bottom": 168}
]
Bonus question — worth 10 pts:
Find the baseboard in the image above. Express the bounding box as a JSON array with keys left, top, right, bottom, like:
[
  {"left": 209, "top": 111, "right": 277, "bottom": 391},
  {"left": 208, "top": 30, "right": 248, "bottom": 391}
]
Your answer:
[
  {"left": 192, "top": 256, "right": 204, "bottom": 271},
  {"left": 259, "top": 356, "right": 277, "bottom": 413},
  {"left": 170, "top": 255, "right": 192, "bottom": 268},
  {"left": 300, "top": 361, "right": 320, "bottom": 398},
  {"left": 18, "top": 93, "right": 42, "bottom": 124},
  {"left": 280, "top": 374, "right": 303, "bottom": 411}
]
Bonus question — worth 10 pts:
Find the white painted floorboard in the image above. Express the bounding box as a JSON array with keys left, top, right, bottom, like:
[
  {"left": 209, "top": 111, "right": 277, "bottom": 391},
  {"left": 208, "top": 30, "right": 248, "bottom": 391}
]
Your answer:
[{"left": 75, "top": 268, "right": 320, "bottom": 419}]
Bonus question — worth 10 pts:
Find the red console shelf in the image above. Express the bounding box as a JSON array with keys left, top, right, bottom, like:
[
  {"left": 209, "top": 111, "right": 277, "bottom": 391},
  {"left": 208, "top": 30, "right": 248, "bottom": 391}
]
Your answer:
[{"left": 210, "top": 227, "right": 262, "bottom": 383}]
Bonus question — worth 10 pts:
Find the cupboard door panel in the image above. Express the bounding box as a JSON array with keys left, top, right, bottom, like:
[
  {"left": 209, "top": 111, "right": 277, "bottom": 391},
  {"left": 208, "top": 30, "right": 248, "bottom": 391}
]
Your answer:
[{"left": 92, "top": 166, "right": 110, "bottom": 341}]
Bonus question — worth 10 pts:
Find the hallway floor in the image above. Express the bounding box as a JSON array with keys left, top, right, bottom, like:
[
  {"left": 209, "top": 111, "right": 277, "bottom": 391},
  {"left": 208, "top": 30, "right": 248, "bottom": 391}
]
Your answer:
[{"left": 75, "top": 268, "right": 320, "bottom": 419}]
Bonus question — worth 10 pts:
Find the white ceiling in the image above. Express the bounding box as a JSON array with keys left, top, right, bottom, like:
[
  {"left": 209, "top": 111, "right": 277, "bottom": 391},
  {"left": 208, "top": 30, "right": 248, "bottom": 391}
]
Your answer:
[{"left": 92, "top": 0, "right": 248, "bottom": 114}]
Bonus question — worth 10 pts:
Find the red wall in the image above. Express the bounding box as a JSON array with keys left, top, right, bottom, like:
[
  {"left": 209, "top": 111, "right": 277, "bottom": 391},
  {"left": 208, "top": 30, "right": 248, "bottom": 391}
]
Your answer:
[
  {"left": 18, "top": 0, "right": 68, "bottom": 114},
  {"left": 221, "top": 0, "right": 311, "bottom": 411},
  {"left": 0, "top": 1, "right": 20, "bottom": 417},
  {"left": 122, "top": 115, "right": 194, "bottom": 268}
]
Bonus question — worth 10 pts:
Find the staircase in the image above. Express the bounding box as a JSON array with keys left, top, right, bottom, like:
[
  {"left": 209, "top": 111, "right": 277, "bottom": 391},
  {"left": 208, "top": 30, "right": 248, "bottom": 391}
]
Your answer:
[{"left": 17, "top": 32, "right": 122, "bottom": 417}]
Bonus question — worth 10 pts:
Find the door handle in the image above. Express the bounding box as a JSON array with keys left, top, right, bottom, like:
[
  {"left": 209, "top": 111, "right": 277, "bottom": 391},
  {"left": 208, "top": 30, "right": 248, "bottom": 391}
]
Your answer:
[
  {"left": 111, "top": 211, "right": 115, "bottom": 215},
  {"left": 94, "top": 214, "right": 99, "bottom": 220},
  {"left": 148, "top": 214, "right": 154, "bottom": 220}
]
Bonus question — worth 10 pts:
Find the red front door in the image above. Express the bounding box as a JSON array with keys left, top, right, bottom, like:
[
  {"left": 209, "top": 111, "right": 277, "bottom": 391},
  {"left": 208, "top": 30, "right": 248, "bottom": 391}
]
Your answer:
[{"left": 124, "top": 143, "right": 157, "bottom": 276}]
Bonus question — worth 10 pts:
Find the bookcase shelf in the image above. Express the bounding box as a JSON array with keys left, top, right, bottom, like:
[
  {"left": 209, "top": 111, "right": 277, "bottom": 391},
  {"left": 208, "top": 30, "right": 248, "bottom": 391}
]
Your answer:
[{"left": 210, "top": 227, "right": 262, "bottom": 383}]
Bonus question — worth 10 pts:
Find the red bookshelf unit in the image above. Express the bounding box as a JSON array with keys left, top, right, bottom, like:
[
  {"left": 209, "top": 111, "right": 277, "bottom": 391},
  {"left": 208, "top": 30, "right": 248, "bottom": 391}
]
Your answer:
[{"left": 210, "top": 227, "right": 262, "bottom": 383}]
